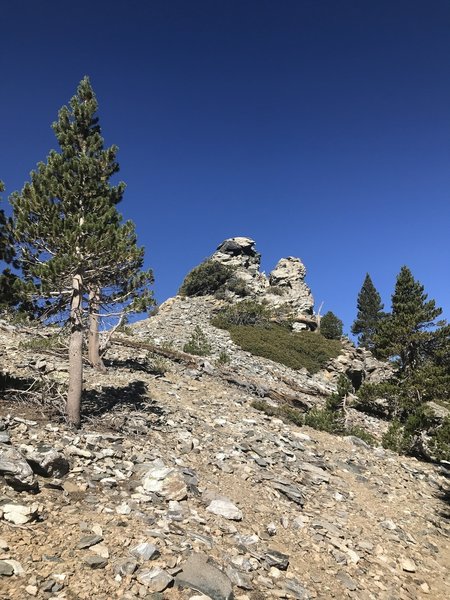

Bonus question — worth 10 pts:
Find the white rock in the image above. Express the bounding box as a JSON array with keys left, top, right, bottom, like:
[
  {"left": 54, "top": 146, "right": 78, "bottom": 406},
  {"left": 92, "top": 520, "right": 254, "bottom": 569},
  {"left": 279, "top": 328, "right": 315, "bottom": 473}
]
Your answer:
[
  {"left": 2, "top": 503, "right": 38, "bottom": 525},
  {"left": 206, "top": 499, "right": 243, "bottom": 521}
]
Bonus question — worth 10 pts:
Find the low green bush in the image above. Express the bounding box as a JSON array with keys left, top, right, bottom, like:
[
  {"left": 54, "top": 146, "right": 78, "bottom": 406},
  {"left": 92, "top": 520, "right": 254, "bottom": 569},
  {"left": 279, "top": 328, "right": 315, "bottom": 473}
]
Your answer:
[
  {"left": 218, "top": 323, "right": 341, "bottom": 374},
  {"left": 212, "top": 300, "right": 272, "bottom": 328},
  {"left": 19, "top": 334, "right": 63, "bottom": 352},
  {"left": 217, "top": 350, "right": 231, "bottom": 365},
  {"left": 183, "top": 326, "right": 211, "bottom": 356},
  {"left": 179, "top": 260, "right": 235, "bottom": 297}
]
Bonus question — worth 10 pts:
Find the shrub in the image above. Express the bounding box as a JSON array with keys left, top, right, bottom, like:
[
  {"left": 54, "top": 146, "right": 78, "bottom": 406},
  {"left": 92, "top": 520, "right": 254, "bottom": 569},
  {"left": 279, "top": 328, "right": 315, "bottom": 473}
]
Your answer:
[
  {"left": 183, "top": 325, "right": 211, "bottom": 356},
  {"left": 146, "top": 353, "right": 169, "bottom": 376},
  {"left": 429, "top": 416, "right": 450, "bottom": 461},
  {"left": 217, "top": 323, "right": 341, "bottom": 374},
  {"left": 217, "top": 350, "right": 231, "bottom": 365},
  {"left": 267, "top": 286, "right": 285, "bottom": 296},
  {"left": 19, "top": 334, "right": 64, "bottom": 352},
  {"left": 179, "top": 260, "right": 235, "bottom": 297},
  {"left": 345, "top": 426, "right": 376, "bottom": 446},
  {"left": 304, "top": 408, "right": 343, "bottom": 433},
  {"left": 251, "top": 400, "right": 305, "bottom": 426},
  {"left": 225, "top": 276, "right": 250, "bottom": 297},
  {"left": 320, "top": 311, "right": 343, "bottom": 339},
  {"left": 212, "top": 300, "right": 272, "bottom": 328}
]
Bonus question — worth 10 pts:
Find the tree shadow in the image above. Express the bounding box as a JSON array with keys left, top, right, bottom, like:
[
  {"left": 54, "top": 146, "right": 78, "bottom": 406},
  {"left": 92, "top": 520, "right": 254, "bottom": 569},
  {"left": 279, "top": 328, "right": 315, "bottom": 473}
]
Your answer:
[
  {"left": 103, "top": 357, "right": 151, "bottom": 373},
  {"left": 82, "top": 379, "right": 164, "bottom": 420},
  {"left": 435, "top": 465, "right": 450, "bottom": 521}
]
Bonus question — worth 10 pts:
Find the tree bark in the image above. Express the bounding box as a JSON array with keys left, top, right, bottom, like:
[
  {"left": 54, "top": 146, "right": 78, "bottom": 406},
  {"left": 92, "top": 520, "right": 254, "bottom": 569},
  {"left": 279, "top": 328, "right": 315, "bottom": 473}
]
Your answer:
[
  {"left": 67, "top": 274, "right": 83, "bottom": 428},
  {"left": 88, "top": 288, "right": 106, "bottom": 371}
]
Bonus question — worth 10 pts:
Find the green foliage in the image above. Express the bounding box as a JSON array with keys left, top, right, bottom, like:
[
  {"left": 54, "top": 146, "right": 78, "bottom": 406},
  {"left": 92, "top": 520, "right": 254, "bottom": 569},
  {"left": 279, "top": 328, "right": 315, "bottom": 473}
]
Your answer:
[
  {"left": 217, "top": 350, "right": 231, "bottom": 365},
  {"left": 320, "top": 311, "right": 343, "bottom": 340},
  {"left": 351, "top": 273, "right": 385, "bottom": 351},
  {"left": 345, "top": 426, "right": 376, "bottom": 446},
  {"left": 179, "top": 260, "right": 235, "bottom": 297},
  {"left": 251, "top": 400, "right": 305, "bottom": 427},
  {"left": 10, "top": 77, "right": 154, "bottom": 323},
  {"left": 374, "top": 266, "right": 449, "bottom": 373},
  {"left": 19, "top": 333, "right": 64, "bottom": 352},
  {"left": 183, "top": 325, "right": 211, "bottom": 356},
  {"left": 146, "top": 352, "right": 169, "bottom": 376},
  {"left": 304, "top": 408, "right": 343, "bottom": 433},
  {"left": 225, "top": 275, "right": 250, "bottom": 297},
  {"left": 428, "top": 417, "right": 450, "bottom": 461},
  {"left": 217, "top": 322, "right": 341, "bottom": 374},
  {"left": 212, "top": 300, "right": 272, "bottom": 328}
]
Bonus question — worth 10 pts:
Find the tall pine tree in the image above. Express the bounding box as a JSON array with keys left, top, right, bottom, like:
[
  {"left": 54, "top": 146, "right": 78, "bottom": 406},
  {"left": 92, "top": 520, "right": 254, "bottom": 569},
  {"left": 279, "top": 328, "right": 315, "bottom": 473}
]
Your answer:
[
  {"left": 351, "top": 273, "right": 384, "bottom": 351},
  {"left": 374, "top": 266, "right": 448, "bottom": 373},
  {"left": 0, "top": 181, "right": 21, "bottom": 311},
  {"left": 11, "top": 77, "right": 154, "bottom": 426}
]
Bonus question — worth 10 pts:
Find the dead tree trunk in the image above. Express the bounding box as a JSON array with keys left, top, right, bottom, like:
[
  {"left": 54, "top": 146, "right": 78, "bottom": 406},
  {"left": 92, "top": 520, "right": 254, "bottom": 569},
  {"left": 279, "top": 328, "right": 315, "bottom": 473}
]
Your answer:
[
  {"left": 67, "top": 274, "right": 83, "bottom": 428},
  {"left": 88, "top": 288, "right": 106, "bottom": 372}
]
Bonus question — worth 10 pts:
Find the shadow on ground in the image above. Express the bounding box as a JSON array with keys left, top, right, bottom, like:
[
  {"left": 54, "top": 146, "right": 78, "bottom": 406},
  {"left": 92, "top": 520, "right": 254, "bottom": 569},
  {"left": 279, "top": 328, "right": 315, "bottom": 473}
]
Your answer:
[{"left": 82, "top": 379, "right": 165, "bottom": 423}]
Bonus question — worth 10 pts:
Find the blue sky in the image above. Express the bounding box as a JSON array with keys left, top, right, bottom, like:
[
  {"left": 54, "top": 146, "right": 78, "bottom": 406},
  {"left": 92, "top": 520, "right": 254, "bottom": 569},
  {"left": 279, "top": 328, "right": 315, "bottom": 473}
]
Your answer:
[{"left": 2, "top": 0, "right": 449, "bottom": 332}]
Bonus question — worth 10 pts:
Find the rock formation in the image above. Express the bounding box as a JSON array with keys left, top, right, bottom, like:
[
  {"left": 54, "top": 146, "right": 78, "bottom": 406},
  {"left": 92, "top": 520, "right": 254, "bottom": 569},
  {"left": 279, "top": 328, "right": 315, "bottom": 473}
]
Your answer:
[{"left": 211, "top": 237, "right": 315, "bottom": 329}]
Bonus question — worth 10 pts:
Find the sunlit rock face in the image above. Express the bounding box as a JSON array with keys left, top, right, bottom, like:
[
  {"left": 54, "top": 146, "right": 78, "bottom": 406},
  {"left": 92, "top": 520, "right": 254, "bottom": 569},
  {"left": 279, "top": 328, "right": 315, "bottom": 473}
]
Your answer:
[{"left": 211, "top": 237, "right": 315, "bottom": 328}]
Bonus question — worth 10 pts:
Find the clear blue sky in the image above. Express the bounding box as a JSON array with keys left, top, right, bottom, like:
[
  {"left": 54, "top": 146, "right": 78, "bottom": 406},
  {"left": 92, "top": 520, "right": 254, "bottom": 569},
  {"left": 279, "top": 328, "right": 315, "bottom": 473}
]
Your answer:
[{"left": 2, "top": 0, "right": 449, "bottom": 332}]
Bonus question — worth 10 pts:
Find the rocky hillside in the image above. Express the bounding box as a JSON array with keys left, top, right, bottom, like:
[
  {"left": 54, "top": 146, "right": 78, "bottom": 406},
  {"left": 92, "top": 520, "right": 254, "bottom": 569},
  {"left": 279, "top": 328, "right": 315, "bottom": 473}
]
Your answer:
[{"left": 0, "top": 239, "right": 449, "bottom": 600}]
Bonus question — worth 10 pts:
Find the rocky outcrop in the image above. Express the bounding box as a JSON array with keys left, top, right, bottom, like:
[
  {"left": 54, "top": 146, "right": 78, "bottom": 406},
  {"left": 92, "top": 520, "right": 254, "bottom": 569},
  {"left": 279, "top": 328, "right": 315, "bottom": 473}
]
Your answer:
[{"left": 211, "top": 237, "right": 315, "bottom": 328}]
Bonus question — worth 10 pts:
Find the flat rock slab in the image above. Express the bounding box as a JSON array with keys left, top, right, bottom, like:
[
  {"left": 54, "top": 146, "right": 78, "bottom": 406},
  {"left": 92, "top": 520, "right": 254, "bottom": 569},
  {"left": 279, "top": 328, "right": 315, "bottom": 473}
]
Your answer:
[
  {"left": 206, "top": 499, "right": 243, "bottom": 521},
  {"left": 175, "top": 553, "right": 234, "bottom": 600}
]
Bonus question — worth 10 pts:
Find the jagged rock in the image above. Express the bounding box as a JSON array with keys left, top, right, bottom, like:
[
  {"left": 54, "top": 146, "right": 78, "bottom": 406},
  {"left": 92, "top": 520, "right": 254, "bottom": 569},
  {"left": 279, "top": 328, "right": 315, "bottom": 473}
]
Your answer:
[
  {"left": 211, "top": 238, "right": 315, "bottom": 327},
  {"left": 21, "top": 444, "right": 70, "bottom": 478},
  {"left": 141, "top": 460, "right": 188, "bottom": 501},
  {"left": 136, "top": 567, "right": 173, "bottom": 591},
  {"left": 131, "top": 542, "right": 160, "bottom": 561},
  {"left": 0, "top": 443, "right": 39, "bottom": 492},
  {"left": 77, "top": 534, "right": 103, "bottom": 549},
  {"left": 175, "top": 553, "right": 234, "bottom": 600}
]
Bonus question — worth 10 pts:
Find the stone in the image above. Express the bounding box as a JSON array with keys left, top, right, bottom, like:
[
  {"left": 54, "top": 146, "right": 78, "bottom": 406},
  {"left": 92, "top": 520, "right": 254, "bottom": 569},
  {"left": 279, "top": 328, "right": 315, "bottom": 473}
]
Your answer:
[
  {"left": 131, "top": 542, "right": 160, "bottom": 561},
  {"left": 0, "top": 443, "right": 38, "bottom": 492},
  {"left": 0, "top": 560, "right": 14, "bottom": 576},
  {"left": 77, "top": 534, "right": 103, "bottom": 549},
  {"left": 136, "top": 567, "right": 173, "bottom": 591},
  {"left": 1, "top": 559, "right": 24, "bottom": 576},
  {"left": 336, "top": 571, "right": 357, "bottom": 591},
  {"left": 141, "top": 461, "right": 188, "bottom": 501},
  {"left": 84, "top": 555, "right": 108, "bottom": 569},
  {"left": 265, "top": 550, "right": 289, "bottom": 571},
  {"left": 22, "top": 444, "right": 70, "bottom": 478},
  {"left": 113, "top": 557, "right": 138, "bottom": 576},
  {"left": 401, "top": 558, "right": 417, "bottom": 572},
  {"left": 206, "top": 499, "right": 243, "bottom": 521},
  {"left": 175, "top": 553, "right": 234, "bottom": 600},
  {"left": 1, "top": 502, "right": 38, "bottom": 525}
]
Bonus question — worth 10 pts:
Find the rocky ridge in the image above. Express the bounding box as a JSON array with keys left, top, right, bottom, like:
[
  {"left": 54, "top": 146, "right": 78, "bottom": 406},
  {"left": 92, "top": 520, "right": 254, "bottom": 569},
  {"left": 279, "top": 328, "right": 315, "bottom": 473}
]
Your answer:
[
  {"left": 211, "top": 238, "right": 314, "bottom": 330},
  {"left": 1, "top": 319, "right": 449, "bottom": 600}
]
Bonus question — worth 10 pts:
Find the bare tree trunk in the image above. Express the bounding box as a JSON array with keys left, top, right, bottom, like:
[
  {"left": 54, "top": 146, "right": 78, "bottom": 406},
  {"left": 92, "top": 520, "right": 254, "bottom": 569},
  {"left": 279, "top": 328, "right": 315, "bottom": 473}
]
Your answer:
[
  {"left": 88, "top": 288, "right": 106, "bottom": 372},
  {"left": 67, "top": 274, "right": 83, "bottom": 428},
  {"left": 315, "top": 301, "right": 324, "bottom": 334}
]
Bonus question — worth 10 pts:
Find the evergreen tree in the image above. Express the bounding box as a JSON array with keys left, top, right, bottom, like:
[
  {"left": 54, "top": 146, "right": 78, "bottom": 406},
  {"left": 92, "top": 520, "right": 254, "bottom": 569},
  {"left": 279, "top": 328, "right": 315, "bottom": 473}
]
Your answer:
[
  {"left": 0, "top": 181, "right": 22, "bottom": 311},
  {"left": 11, "top": 77, "right": 154, "bottom": 427},
  {"left": 351, "top": 273, "right": 384, "bottom": 351},
  {"left": 374, "top": 266, "right": 448, "bottom": 373},
  {"left": 320, "top": 311, "right": 343, "bottom": 340}
]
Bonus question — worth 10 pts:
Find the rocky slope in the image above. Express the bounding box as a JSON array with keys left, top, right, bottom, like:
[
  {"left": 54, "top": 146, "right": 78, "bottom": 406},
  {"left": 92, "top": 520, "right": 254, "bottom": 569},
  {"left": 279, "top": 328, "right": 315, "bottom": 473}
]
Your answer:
[{"left": 1, "top": 318, "right": 449, "bottom": 600}]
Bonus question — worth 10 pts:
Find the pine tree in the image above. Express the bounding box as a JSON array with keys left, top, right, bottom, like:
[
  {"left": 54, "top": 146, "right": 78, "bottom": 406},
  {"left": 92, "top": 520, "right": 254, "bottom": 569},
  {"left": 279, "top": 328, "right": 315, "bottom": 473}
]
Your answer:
[
  {"left": 0, "top": 181, "right": 21, "bottom": 311},
  {"left": 11, "top": 77, "right": 154, "bottom": 426},
  {"left": 351, "top": 273, "right": 384, "bottom": 351},
  {"left": 375, "top": 266, "right": 448, "bottom": 373},
  {"left": 320, "top": 311, "right": 343, "bottom": 340}
]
